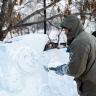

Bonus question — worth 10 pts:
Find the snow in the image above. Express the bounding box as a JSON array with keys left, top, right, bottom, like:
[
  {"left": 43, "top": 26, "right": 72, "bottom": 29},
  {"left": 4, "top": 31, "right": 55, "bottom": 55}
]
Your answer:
[
  {"left": 0, "top": 34, "right": 79, "bottom": 96},
  {"left": 49, "top": 30, "right": 67, "bottom": 43},
  {"left": 44, "top": 49, "right": 79, "bottom": 96}
]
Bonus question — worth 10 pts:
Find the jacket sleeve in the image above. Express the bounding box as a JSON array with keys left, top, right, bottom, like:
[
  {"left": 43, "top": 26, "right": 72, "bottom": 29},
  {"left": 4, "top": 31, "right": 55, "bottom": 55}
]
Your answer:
[
  {"left": 65, "top": 41, "right": 89, "bottom": 77},
  {"left": 55, "top": 41, "right": 90, "bottom": 77}
]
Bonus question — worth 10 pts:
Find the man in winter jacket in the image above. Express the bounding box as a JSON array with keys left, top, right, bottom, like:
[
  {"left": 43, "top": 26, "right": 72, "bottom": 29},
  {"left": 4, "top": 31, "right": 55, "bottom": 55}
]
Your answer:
[{"left": 49, "top": 15, "right": 96, "bottom": 96}]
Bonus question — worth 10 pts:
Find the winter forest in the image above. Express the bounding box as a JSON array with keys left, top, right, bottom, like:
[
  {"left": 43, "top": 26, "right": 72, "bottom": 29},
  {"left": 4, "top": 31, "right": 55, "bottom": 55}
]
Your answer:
[
  {"left": 0, "top": 0, "right": 95, "bottom": 41},
  {"left": 0, "top": 0, "right": 96, "bottom": 96}
]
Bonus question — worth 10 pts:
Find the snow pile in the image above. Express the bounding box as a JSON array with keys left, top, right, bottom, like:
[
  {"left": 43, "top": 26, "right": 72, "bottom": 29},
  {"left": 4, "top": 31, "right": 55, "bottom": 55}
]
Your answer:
[
  {"left": 43, "top": 48, "right": 79, "bottom": 96},
  {"left": 0, "top": 34, "right": 55, "bottom": 96}
]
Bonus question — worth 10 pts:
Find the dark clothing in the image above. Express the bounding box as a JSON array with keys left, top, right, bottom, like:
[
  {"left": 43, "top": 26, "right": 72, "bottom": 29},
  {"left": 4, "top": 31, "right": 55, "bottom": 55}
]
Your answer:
[
  {"left": 56, "top": 15, "right": 96, "bottom": 96},
  {"left": 92, "top": 31, "right": 96, "bottom": 37},
  {"left": 80, "top": 80, "right": 96, "bottom": 96},
  {"left": 66, "top": 46, "right": 70, "bottom": 52}
]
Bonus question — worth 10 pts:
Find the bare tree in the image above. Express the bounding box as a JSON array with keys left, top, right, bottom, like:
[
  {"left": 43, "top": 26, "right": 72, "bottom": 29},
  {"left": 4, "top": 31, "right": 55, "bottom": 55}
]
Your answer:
[{"left": 0, "top": 0, "right": 96, "bottom": 41}]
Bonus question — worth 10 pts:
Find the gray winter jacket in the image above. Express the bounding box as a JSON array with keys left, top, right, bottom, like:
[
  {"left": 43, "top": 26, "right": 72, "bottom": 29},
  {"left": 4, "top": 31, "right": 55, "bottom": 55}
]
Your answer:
[{"left": 56, "top": 15, "right": 96, "bottom": 94}]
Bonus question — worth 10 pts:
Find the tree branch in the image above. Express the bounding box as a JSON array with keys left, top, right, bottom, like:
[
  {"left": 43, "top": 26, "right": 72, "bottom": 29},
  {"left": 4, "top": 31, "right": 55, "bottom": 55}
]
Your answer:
[
  {"left": 14, "top": 12, "right": 92, "bottom": 28},
  {"left": 17, "top": 1, "right": 61, "bottom": 24}
]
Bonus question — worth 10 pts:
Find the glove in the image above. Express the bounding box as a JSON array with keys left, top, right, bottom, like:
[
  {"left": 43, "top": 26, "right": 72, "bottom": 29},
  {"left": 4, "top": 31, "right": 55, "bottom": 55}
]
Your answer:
[{"left": 55, "top": 64, "right": 67, "bottom": 75}]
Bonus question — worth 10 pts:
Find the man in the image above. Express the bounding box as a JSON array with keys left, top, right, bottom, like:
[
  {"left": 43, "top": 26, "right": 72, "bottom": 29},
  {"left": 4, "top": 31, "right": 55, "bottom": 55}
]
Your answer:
[{"left": 49, "top": 15, "right": 96, "bottom": 96}]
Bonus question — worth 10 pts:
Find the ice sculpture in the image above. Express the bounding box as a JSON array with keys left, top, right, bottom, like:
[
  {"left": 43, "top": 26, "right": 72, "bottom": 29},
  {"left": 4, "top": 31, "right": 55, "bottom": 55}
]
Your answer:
[
  {"left": 0, "top": 34, "right": 54, "bottom": 96},
  {"left": 15, "top": 47, "right": 39, "bottom": 73},
  {"left": 38, "top": 84, "right": 53, "bottom": 96},
  {"left": 4, "top": 67, "right": 24, "bottom": 91}
]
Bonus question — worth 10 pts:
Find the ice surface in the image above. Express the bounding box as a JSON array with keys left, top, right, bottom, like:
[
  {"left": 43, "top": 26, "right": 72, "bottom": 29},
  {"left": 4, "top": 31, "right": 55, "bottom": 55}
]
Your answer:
[{"left": 0, "top": 34, "right": 55, "bottom": 96}]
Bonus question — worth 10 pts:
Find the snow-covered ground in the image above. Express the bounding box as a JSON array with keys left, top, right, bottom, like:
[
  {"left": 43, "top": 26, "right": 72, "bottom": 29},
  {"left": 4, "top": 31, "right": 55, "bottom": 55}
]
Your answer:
[{"left": 43, "top": 48, "right": 79, "bottom": 96}]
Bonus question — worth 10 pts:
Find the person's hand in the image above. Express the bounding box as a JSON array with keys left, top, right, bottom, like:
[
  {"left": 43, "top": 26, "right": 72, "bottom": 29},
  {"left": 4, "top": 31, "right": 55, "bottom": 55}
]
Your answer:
[
  {"left": 48, "top": 64, "right": 67, "bottom": 76},
  {"left": 55, "top": 64, "right": 67, "bottom": 75}
]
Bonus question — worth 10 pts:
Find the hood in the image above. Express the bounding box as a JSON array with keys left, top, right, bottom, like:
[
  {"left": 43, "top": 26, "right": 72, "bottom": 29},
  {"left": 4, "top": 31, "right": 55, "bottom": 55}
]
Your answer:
[{"left": 60, "top": 15, "right": 84, "bottom": 45}]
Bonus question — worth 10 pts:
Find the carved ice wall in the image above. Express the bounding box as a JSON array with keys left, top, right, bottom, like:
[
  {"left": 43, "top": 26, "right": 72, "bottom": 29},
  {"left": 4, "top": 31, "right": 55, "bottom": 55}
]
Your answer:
[{"left": 0, "top": 34, "right": 54, "bottom": 96}]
